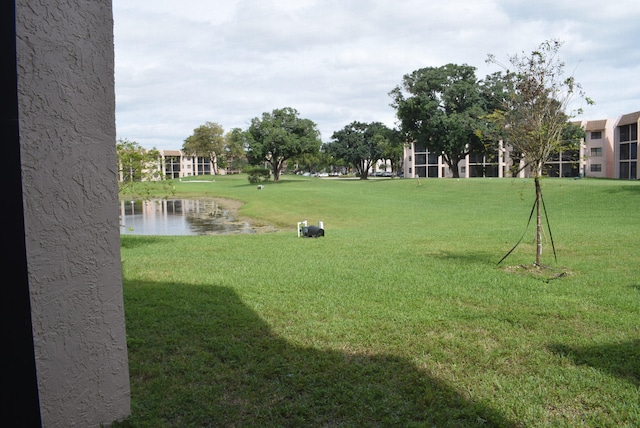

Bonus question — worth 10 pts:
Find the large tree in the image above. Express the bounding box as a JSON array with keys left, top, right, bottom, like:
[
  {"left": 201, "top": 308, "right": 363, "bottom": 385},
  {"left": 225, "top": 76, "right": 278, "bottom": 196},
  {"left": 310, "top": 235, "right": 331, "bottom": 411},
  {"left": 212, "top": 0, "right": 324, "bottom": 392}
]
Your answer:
[
  {"left": 183, "top": 121, "right": 226, "bottom": 174},
  {"left": 291, "top": 150, "right": 331, "bottom": 175},
  {"left": 487, "top": 40, "right": 591, "bottom": 265},
  {"left": 224, "top": 127, "right": 249, "bottom": 172},
  {"left": 246, "top": 107, "right": 321, "bottom": 182},
  {"left": 390, "top": 64, "right": 489, "bottom": 178},
  {"left": 327, "top": 121, "right": 389, "bottom": 179},
  {"left": 379, "top": 127, "right": 405, "bottom": 177}
]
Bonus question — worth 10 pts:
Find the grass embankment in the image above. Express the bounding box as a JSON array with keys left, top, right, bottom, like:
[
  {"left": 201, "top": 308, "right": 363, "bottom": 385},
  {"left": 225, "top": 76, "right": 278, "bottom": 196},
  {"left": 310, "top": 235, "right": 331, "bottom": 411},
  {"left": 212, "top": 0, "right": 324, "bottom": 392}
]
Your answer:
[{"left": 118, "top": 175, "right": 639, "bottom": 427}]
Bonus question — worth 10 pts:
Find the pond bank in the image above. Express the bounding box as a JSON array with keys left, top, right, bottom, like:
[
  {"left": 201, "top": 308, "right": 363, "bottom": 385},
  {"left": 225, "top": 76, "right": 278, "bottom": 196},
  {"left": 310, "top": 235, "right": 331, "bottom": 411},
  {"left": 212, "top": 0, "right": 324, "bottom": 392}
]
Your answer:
[{"left": 119, "top": 197, "right": 277, "bottom": 236}]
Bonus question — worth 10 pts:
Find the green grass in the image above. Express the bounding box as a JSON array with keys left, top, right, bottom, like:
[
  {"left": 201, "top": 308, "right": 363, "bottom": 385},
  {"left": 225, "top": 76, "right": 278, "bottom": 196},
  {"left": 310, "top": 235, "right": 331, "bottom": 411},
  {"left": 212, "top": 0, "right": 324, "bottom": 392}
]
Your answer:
[{"left": 117, "top": 175, "right": 640, "bottom": 427}]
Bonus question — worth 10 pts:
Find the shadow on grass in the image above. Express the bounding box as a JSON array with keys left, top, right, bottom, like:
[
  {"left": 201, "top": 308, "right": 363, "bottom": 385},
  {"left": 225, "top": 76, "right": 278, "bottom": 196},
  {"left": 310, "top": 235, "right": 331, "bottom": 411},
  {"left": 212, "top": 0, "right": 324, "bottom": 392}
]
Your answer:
[
  {"left": 429, "top": 250, "right": 498, "bottom": 266},
  {"left": 120, "top": 235, "right": 166, "bottom": 249},
  {"left": 605, "top": 184, "right": 640, "bottom": 196},
  {"left": 118, "top": 281, "right": 515, "bottom": 427},
  {"left": 548, "top": 340, "right": 640, "bottom": 386}
]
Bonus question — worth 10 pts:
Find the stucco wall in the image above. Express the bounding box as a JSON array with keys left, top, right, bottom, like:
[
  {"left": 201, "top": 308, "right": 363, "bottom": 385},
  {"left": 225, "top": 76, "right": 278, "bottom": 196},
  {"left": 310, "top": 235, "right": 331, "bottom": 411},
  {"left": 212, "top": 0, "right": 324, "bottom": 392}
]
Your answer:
[{"left": 16, "top": 0, "right": 131, "bottom": 426}]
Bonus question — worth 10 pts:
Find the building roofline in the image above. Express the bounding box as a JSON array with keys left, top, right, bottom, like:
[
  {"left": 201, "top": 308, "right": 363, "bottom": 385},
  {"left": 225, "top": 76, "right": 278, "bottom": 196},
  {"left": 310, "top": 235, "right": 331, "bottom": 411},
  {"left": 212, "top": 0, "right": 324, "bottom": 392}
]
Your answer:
[
  {"left": 617, "top": 111, "right": 640, "bottom": 126},
  {"left": 585, "top": 119, "right": 607, "bottom": 131}
]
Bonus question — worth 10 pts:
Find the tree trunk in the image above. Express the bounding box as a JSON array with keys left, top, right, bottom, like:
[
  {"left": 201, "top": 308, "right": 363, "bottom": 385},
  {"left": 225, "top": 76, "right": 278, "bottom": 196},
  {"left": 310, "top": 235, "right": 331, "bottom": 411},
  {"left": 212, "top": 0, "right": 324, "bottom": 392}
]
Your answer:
[
  {"left": 358, "top": 160, "right": 369, "bottom": 179},
  {"left": 534, "top": 175, "right": 542, "bottom": 265},
  {"left": 210, "top": 153, "right": 218, "bottom": 175},
  {"left": 446, "top": 157, "right": 461, "bottom": 178},
  {"left": 271, "top": 158, "right": 283, "bottom": 182}
]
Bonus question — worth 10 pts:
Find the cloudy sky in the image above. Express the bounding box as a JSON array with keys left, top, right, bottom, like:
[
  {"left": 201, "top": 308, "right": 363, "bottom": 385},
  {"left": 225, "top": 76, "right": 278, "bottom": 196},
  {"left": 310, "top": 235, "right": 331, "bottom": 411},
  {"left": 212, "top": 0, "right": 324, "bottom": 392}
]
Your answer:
[{"left": 113, "top": 0, "right": 640, "bottom": 151}]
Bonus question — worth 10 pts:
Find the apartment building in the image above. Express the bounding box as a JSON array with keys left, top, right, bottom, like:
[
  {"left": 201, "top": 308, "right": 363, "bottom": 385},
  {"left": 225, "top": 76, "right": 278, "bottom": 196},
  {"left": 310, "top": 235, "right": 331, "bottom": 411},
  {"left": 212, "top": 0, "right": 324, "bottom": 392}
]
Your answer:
[
  {"left": 402, "top": 110, "right": 640, "bottom": 180},
  {"left": 160, "top": 150, "right": 196, "bottom": 179},
  {"left": 156, "top": 149, "right": 247, "bottom": 179},
  {"left": 158, "top": 150, "right": 224, "bottom": 179}
]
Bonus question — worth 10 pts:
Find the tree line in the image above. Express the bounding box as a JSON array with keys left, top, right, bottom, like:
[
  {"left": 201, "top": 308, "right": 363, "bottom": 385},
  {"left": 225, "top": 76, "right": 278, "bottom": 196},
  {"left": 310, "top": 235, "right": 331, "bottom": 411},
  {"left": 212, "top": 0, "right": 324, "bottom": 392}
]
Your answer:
[
  {"left": 175, "top": 108, "right": 405, "bottom": 182},
  {"left": 119, "top": 40, "right": 588, "bottom": 185}
]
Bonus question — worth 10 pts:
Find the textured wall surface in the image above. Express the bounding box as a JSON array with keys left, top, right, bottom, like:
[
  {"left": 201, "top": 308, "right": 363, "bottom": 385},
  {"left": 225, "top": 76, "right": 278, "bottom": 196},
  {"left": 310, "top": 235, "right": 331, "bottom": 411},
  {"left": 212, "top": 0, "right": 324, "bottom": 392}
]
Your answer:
[{"left": 16, "top": 0, "right": 131, "bottom": 426}]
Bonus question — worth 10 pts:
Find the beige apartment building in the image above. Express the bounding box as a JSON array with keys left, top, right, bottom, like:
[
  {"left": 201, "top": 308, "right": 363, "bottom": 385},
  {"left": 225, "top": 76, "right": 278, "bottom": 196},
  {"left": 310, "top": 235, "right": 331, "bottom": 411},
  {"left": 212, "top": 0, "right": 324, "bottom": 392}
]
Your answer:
[
  {"left": 402, "top": 110, "right": 640, "bottom": 180},
  {"left": 160, "top": 150, "right": 212, "bottom": 178},
  {"left": 157, "top": 149, "right": 244, "bottom": 179}
]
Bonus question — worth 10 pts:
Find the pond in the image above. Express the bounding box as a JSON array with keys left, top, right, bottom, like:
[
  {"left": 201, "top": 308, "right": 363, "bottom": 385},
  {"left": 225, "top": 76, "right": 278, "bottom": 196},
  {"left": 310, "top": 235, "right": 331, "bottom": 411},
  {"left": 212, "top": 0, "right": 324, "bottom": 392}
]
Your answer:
[{"left": 120, "top": 199, "right": 275, "bottom": 236}]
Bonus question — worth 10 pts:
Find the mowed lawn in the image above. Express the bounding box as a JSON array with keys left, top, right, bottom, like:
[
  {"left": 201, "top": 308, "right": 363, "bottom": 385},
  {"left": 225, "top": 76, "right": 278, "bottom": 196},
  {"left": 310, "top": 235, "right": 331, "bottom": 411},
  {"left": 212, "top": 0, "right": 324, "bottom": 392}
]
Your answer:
[{"left": 118, "top": 175, "right": 639, "bottom": 427}]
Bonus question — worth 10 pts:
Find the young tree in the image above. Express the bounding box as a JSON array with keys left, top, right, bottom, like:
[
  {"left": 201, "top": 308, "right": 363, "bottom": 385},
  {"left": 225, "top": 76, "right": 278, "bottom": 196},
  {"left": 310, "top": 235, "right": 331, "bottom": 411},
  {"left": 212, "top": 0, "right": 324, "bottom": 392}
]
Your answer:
[
  {"left": 115, "top": 139, "right": 162, "bottom": 200},
  {"left": 327, "top": 121, "right": 389, "bottom": 179},
  {"left": 487, "top": 39, "right": 591, "bottom": 265},
  {"left": 390, "top": 64, "right": 489, "bottom": 178},
  {"left": 183, "top": 121, "right": 226, "bottom": 174},
  {"left": 245, "top": 107, "right": 321, "bottom": 182},
  {"left": 116, "top": 138, "right": 161, "bottom": 183}
]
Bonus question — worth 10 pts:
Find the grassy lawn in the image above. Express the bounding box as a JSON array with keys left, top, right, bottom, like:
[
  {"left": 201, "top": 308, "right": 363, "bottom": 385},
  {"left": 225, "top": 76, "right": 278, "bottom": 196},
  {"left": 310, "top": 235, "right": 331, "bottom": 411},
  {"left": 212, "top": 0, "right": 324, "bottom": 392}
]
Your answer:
[{"left": 117, "top": 175, "right": 639, "bottom": 427}]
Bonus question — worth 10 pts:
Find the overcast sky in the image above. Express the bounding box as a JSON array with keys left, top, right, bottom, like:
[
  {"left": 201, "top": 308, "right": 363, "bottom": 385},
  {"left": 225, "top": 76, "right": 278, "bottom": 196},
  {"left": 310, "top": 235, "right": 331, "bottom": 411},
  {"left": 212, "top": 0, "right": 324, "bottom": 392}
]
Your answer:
[{"left": 113, "top": 0, "right": 640, "bottom": 151}]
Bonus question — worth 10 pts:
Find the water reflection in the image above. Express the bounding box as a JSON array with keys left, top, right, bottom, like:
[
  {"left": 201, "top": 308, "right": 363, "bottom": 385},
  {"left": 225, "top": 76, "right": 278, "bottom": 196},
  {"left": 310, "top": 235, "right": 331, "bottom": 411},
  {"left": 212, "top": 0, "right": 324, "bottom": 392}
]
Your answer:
[{"left": 120, "top": 199, "right": 266, "bottom": 235}]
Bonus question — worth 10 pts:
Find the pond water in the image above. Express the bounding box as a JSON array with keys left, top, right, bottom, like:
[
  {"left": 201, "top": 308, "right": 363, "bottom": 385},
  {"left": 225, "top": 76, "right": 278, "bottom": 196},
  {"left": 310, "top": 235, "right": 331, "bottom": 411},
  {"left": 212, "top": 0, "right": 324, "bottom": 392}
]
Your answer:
[{"left": 120, "top": 199, "right": 273, "bottom": 236}]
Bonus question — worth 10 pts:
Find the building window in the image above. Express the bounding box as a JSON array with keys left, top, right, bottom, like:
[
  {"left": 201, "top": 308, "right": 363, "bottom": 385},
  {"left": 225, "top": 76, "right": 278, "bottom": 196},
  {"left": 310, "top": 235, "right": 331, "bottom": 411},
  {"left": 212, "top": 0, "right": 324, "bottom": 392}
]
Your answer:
[
  {"left": 619, "top": 142, "right": 638, "bottom": 179},
  {"left": 590, "top": 164, "right": 602, "bottom": 172},
  {"left": 415, "top": 142, "right": 427, "bottom": 152},
  {"left": 590, "top": 131, "right": 602, "bottom": 140},
  {"left": 621, "top": 143, "right": 630, "bottom": 160},
  {"left": 590, "top": 147, "right": 602, "bottom": 157},
  {"left": 618, "top": 121, "right": 638, "bottom": 180},
  {"left": 545, "top": 149, "right": 580, "bottom": 178},
  {"left": 619, "top": 162, "right": 637, "bottom": 180},
  {"left": 469, "top": 153, "right": 483, "bottom": 163},
  {"left": 468, "top": 152, "right": 499, "bottom": 177},
  {"left": 164, "top": 156, "right": 181, "bottom": 179},
  {"left": 196, "top": 157, "right": 211, "bottom": 175},
  {"left": 561, "top": 150, "right": 579, "bottom": 162},
  {"left": 619, "top": 124, "right": 638, "bottom": 142}
]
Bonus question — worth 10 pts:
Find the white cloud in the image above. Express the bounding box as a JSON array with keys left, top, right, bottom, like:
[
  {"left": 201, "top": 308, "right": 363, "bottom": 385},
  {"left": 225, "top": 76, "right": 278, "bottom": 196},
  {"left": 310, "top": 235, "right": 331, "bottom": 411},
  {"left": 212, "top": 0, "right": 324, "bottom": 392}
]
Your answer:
[{"left": 113, "top": 0, "right": 640, "bottom": 150}]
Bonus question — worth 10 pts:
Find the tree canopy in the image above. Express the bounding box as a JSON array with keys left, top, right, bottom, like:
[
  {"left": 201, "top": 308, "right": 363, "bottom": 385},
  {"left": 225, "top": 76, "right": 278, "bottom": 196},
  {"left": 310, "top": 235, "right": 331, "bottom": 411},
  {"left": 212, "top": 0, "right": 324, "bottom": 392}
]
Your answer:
[
  {"left": 183, "top": 121, "right": 226, "bottom": 174},
  {"left": 390, "top": 64, "right": 492, "bottom": 178},
  {"left": 486, "top": 40, "right": 589, "bottom": 178},
  {"left": 224, "top": 127, "right": 249, "bottom": 172},
  {"left": 246, "top": 107, "right": 322, "bottom": 182},
  {"left": 116, "top": 138, "right": 160, "bottom": 183},
  {"left": 327, "top": 121, "right": 390, "bottom": 179},
  {"left": 378, "top": 127, "right": 405, "bottom": 176}
]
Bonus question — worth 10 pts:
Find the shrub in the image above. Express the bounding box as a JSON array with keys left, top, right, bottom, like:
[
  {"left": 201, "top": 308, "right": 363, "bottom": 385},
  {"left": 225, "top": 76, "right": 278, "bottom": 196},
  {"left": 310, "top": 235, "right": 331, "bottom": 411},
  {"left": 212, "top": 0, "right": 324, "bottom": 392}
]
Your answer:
[{"left": 245, "top": 167, "right": 271, "bottom": 184}]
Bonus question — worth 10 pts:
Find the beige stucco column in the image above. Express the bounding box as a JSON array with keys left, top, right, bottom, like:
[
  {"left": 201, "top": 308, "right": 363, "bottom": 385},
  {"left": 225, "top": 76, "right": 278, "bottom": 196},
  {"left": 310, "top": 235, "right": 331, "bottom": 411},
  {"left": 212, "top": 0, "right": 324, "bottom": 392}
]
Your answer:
[{"left": 16, "top": 0, "right": 131, "bottom": 426}]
